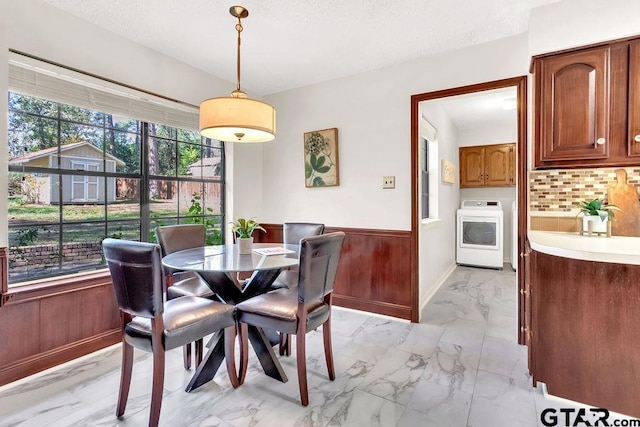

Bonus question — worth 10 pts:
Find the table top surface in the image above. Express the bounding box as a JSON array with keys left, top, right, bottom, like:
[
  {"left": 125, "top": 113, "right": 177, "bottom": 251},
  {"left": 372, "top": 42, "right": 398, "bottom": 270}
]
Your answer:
[{"left": 162, "top": 243, "right": 299, "bottom": 273}]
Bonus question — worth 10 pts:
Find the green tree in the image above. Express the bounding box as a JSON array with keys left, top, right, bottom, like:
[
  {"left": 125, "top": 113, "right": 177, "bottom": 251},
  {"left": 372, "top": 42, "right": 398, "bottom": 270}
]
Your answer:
[{"left": 8, "top": 92, "right": 104, "bottom": 158}]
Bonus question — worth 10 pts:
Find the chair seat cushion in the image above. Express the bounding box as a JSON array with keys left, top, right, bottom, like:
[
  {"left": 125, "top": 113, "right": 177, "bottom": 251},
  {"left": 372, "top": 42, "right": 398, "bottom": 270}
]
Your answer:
[
  {"left": 167, "top": 276, "right": 215, "bottom": 299},
  {"left": 124, "top": 296, "right": 235, "bottom": 352},
  {"left": 236, "top": 289, "right": 329, "bottom": 334}
]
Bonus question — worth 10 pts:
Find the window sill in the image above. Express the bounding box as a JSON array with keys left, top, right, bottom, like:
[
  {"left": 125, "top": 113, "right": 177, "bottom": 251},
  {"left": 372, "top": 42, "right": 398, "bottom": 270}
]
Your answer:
[
  {"left": 2, "top": 268, "right": 112, "bottom": 306},
  {"left": 421, "top": 218, "right": 442, "bottom": 229}
]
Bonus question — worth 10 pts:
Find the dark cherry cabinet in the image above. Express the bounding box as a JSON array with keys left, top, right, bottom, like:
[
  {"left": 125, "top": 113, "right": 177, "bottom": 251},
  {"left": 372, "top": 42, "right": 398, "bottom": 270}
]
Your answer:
[
  {"left": 536, "top": 46, "right": 610, "bottom": 162},
  {"left": 521, "top": 241, "right": 533, "bottom": 375},
  {"left": 528, "top": 248, "right": 640, "bottom": 417},
  {"left": 629, "top": 39, "right": 640, "bottom": 157},
  {"left": 533, "top": 37, "right": 640, "bottom": 168}
]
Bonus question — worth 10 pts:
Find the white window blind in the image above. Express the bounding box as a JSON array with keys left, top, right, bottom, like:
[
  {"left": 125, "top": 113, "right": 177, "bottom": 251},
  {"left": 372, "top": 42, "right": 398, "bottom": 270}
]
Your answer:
[
  {"left": 420, "top": 115, "right": 437, "bottom": 141},
  {"left": 8, "top": 52, "right": 199, "bottom": 131}
]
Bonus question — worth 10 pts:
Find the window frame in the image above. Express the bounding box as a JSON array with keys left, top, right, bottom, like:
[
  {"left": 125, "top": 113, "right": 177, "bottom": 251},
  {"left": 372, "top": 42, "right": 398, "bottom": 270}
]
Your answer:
[{"left": 6, "top": 91, "right": 226, "bottom": 287}]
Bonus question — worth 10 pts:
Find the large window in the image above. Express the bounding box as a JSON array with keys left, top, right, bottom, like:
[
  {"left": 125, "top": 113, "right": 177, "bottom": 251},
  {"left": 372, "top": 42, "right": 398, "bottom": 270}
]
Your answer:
[{"left": 7, "top": 92, "right": 225, "bottom": 285}]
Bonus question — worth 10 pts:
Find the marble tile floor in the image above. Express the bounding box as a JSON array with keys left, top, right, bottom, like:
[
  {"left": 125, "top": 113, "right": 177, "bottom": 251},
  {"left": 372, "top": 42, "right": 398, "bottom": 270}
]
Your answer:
[{"left": 0, "top": 265, "right": 627, "bottom": 426}]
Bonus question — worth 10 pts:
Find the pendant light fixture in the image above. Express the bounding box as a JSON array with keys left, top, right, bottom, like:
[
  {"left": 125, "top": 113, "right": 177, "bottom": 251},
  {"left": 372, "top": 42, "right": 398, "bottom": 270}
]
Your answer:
[{"left": 199, "top": 6, "right": 276, "bottom": 143}]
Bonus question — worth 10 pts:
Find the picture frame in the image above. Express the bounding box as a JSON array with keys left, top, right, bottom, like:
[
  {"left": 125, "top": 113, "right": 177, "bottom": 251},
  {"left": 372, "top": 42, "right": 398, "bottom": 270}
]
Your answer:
[
  {"left": 304, "top": 127, "right": 339, "bottom": 187},
  {"left": 441, "top": 159, "right": 455, "bottom": 183}
]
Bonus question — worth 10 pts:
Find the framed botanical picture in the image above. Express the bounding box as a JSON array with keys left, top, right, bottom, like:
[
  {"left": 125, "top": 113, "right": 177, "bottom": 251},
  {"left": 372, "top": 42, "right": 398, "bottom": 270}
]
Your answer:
[{"left": 304, "top": 128, "right": 339, "bottom": 187}]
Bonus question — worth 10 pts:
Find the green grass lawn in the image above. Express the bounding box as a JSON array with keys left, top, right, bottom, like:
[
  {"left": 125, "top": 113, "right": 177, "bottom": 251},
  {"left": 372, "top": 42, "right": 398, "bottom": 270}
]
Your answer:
[
  {"left": 12, "top": 198, "right": 139, "bottom": 221},
  {"left": 8, "top": 197, "right": 221, "bottom": 246}
]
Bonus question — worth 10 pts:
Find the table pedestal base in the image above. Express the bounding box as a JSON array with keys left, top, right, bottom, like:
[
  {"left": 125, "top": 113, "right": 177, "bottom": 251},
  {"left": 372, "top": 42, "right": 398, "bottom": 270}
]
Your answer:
[{"left": 185, "top": 326, "right": 288, "bottom": 392}]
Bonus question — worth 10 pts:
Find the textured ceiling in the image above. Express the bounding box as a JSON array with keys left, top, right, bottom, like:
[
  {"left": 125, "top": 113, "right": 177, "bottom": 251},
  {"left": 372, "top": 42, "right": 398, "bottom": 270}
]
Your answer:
[{"left": 41, "top": 0, "right": 559, "bottom": 96}]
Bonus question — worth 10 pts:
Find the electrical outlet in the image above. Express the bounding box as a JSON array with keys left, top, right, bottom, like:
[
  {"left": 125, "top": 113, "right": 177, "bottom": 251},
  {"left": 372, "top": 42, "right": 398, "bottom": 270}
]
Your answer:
[{"left": 382, "top": 176, "right": 395, "bottom": 189}]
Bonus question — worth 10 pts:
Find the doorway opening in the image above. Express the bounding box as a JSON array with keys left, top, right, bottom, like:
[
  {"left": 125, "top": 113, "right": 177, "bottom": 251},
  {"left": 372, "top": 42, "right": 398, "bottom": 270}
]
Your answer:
[{"left": 409, "top": 76, "right": 527, "bottom": 345}]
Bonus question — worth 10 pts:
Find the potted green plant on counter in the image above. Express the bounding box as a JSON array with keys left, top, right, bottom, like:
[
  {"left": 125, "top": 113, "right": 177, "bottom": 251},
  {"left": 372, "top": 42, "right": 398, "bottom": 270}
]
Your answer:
[
  {"left": 577, "top": 198, "right": 620, "bottom": 235},
  {"left": 231, "top": 217, "right": 266, "bottom": 254}
]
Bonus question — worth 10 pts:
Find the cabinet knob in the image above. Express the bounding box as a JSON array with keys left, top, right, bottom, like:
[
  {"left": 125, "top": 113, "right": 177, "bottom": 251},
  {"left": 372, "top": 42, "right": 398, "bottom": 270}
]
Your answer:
[
  {"left": 634, "top": 135, "right": 640, "bottom": 143},
  {"left": 595, "top": 138, "right": 606, "bottom": 146}
]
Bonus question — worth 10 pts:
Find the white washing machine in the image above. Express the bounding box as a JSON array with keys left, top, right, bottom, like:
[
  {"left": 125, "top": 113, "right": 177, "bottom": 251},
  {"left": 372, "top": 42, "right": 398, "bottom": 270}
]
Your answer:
[{"left": 456, "top": 200, "right": 504, "bottom": 269}]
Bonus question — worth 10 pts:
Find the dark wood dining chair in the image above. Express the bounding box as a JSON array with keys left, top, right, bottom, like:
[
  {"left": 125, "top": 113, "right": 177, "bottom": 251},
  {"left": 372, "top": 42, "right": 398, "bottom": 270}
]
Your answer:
[
  {"left": 102, "top": 238, "right": 238, "bottom": 427},
  {"left": 156, "top": 224, "right": 214, "bottom": 369},
  {"left": 272, "top": 222, "right": 325, "bottom": 290},
  {"left": 273, "top": 222, "right": 325, "bottom": 355},
  {"left": 236, "top": 231, "right": 345, "bottom": 406}
]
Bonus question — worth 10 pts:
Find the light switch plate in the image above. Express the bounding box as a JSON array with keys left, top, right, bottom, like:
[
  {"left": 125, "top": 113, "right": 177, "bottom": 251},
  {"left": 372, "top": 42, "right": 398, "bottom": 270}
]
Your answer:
[{"left": 383, "top": 176, "right": 395, "bottom": 189}]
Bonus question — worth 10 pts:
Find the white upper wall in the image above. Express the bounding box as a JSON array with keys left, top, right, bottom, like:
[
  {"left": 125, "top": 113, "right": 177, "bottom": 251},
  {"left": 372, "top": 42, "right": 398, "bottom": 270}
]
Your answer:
[
  {"left": 262, "top": 33, "right": 530, "bottom": 230},
  {"left": 458, "top": 123, "right": 517, "bottom": 148},
  {"left": 529, "top": 0, "right": 640, "bottom": 56},
  {"left": 418, "top": 102, "right": 460, "bottom": 308}
]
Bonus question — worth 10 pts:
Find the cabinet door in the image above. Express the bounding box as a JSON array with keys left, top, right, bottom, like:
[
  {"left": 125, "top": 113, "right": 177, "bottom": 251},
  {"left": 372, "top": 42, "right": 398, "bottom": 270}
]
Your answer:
[
  {"left": 523, "top": 242, "right": 533, "bottom": 379},
  {"left": 629, "top": 39, "right": 640, "bottom": 156},
  {"left": 538, "top": 46, "right": 610, "bottom": 162},
  {"left": 459, "top": 146, "right": 484, "bottom": 188},
  {"left": 485, "top": 144, "right": 514, "bottom": 187}
]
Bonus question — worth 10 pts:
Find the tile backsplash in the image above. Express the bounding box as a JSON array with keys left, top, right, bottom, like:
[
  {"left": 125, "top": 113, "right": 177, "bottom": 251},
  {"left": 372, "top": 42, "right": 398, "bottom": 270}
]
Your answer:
[{"left": 529, "top": 167, "right": 640, "bottom": 213}]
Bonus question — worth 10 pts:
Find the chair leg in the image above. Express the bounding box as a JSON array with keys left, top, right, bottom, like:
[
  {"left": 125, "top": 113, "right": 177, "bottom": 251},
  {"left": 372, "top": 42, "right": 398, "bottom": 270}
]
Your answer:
[
  {"left": 238, "top": 323, "right": 249, "bottom": 385},
  {"left": 116, "top": 340, "right": 134, "bottom": 417},
  {"left": 323, "top": 317, "right": 335, "bottom": 381},
  {"left": 195, "top": 339, "right": 204, "bottom": 366},
  {"left": 296, "top": 329, "right": 309, "bottom": 406},
  {"left": 149, "top": 346, "right": 165, "bottom": 427},
  {"left": 183, "top": 343, "right": 192, "bottom": 370},
  {"left": 224, "top": 325, "right": 240, "bottom": 388},
  {"left": 280, "top": 333, "right": 292, "bottom": 356}
]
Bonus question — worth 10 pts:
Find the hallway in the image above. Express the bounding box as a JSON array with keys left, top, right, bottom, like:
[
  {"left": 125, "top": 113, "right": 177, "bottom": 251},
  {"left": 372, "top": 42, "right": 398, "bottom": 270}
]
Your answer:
[{"left": 0, "top": 266, "right": 608, "bottom": 426}]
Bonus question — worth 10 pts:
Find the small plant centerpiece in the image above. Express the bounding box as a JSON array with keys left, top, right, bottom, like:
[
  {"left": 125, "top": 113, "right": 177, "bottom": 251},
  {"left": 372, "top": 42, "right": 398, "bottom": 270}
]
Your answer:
[
  {"left": 231, "top": 217, "right": 266, "bottom": 254},
  {"left": 577, "top": 198, "right": 620, "bottom": 235}
]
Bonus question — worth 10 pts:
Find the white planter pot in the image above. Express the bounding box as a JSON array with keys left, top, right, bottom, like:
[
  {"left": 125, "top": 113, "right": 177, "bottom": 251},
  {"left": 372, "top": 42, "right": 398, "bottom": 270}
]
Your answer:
[
  {"left": 238, "top": 237, "right": 253, "bottom": 254},
  {"left": 582, "top": 215, "right": 608, "bottom": 233}
]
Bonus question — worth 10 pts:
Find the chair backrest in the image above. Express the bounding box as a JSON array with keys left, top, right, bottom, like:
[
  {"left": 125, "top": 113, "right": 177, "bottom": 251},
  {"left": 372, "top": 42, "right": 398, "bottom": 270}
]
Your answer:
[
  {"left": 102, "top": 238, "right": 164, "bottom": 318},
  {"left": 156, "top": 224, "right": 206, "bottom": 277},
  {"left": 297, "top": 232, "right": 345, "bottom": 303},
  {"left": 155, "top": 224, "right": 206, "bottom": 256},
  {"left": 283, "top": 222, "right": 325, "bottom": 246}
]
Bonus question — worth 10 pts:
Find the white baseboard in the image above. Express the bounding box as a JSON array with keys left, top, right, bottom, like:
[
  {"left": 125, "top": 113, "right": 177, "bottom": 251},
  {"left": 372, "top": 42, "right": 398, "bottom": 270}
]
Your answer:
[{"left": 418, "top": 261, "right": 457, "bottom": 321}]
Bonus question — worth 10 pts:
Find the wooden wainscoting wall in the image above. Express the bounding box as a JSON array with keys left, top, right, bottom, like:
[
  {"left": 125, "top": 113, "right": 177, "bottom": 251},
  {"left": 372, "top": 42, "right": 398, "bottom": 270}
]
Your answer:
[
  {"left": 255, "top": 224, "right": 413, "bottom": 320},
  {"left": 0, "top": 258, "right": 120, "bottom": 387}
]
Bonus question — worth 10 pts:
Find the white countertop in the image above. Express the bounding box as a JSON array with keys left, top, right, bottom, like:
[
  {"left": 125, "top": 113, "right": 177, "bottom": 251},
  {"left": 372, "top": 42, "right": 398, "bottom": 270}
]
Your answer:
[{"left": 528, "top": 230, "right": 640, "bottom": 265}]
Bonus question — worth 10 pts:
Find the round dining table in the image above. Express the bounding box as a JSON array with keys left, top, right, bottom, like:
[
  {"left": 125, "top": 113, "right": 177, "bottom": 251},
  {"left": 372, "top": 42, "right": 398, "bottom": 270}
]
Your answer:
[{"left": 162, "top": 243, "right": 299, "bottom": 391}]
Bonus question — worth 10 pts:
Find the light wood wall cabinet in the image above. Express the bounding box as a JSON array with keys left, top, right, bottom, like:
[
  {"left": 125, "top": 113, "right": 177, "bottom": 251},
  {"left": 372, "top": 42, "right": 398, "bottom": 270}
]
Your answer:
[
  {"left": 459, "top": 143, "right": 515, "bottom": 188},
  {"left": 532, "top": 37, "right": 640, "bottom": 168}
]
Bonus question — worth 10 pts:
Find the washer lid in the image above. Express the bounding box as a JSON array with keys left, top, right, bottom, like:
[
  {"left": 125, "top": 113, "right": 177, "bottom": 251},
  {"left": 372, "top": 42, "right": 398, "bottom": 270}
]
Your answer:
[{"left": 461, "top": 200, "right": 502, "bottom": 209}]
